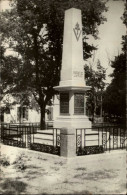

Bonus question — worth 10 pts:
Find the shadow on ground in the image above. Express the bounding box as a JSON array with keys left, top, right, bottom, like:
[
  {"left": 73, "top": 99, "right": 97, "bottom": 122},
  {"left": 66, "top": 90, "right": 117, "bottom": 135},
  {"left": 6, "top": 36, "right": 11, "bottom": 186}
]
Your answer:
[
  {"left": 0, "top": 178, "right": 27, "bottom": 194},
  {"left": 74, "top": 169, "right": 116, "bottom": 181}
]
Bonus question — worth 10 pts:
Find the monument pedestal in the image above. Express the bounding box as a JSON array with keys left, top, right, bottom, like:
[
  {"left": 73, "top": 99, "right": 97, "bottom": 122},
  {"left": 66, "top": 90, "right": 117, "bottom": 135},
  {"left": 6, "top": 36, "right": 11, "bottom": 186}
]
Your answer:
[
  {"left": 54, "top": 87, "right": 91, "bottom": 129},
  {"left": 54, "top": 115, "right": 91, "bottom": 129},
  {"left": 60, "top": 128, "right": 76, "bottom": 157}
]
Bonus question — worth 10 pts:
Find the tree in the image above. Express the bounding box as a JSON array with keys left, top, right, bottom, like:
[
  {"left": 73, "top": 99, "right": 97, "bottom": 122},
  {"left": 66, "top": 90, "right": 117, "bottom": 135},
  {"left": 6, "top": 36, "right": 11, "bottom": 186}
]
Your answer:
[
  {"left": 85, "top": 60, "right": 106, "bottom": 121},
  {"left": 0, "top": 0, "right": 108, "bottom": 128},
  {"left": 103, "top": 2, "right": 126, "bottom": 124},
  {"left": 103, "top": 52, "right": 126, "bottom": 122}
]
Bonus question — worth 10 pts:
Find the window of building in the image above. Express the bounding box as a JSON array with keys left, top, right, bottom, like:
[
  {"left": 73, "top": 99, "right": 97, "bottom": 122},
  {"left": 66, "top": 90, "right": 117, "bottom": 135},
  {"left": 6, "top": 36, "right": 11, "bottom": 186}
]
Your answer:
[{"left": 17, "top": 106, "right": 28, "bottom": 122}]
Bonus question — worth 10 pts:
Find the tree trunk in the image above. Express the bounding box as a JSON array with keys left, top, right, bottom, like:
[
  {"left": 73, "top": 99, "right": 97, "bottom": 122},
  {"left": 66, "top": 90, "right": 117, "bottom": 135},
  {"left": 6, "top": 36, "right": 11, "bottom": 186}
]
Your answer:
[
  {"left": 93, "top": 95, "right": 96, "bottom": 123},
  {"left": 100, "top": 90, "right": 103, "bottom": 118},
  {"left": 100, "top": 94, "right": 103, "bottom": 117},
  {"left": 40, "top": 105, "right": 46, "bottom": 130}
]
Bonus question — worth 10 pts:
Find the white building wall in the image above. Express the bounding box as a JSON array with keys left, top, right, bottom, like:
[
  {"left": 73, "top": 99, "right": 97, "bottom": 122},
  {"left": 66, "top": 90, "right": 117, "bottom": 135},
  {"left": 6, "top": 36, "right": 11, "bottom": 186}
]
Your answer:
[
  {"left": 53, "top": 95, "right": 60, "bottom": 121},
  {"left": 28, "top": 109, "right": 40, "bottom": 123},
  {"left": 2, "top": 95, "right": 60, "bottom": 123},
  {"left": 4, "top": 114, "right": 11, "bottom": 123},
  {"left": 4, "top": 105, "right": 17, "bottom": 123},
  {"left": 10, "top": 105, "right": 17, "bottom": 123}
]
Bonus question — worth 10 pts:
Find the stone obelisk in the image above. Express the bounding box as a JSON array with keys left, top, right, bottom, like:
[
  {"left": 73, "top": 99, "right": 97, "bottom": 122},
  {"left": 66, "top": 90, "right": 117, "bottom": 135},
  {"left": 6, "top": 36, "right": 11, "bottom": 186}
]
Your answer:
[{"left": 54, "top": 8, "right": 91, "bottom": 129}]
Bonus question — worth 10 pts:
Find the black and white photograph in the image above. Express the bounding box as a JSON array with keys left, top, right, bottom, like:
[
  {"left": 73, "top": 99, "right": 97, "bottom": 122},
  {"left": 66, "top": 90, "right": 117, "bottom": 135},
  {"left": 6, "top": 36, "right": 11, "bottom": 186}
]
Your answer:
[{"left": 0, "top": 0, "right": 126, "bottom": 194}]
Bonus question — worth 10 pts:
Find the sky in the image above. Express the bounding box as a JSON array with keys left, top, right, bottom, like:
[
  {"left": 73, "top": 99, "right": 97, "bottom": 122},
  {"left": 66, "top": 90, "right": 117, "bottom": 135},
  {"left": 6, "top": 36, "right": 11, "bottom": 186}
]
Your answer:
[
  {"left": 0, "top": 0, "right": 126, "bottom": 84},
  {"left": 87, "top": 0, "right": 126, "bottom": 83}
]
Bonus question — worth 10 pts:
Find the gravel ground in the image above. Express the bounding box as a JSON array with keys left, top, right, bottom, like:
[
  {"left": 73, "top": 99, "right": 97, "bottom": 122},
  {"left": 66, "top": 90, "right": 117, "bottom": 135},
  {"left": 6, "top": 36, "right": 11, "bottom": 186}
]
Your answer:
[{"left": 0, "top": 144, "right": 126, "bottom": 194}]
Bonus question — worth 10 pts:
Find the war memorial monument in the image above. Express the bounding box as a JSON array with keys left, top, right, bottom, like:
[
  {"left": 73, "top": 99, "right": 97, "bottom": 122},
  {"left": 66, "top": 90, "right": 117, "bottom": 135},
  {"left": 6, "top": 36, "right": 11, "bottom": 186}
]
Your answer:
[{"left": 54, "top": 8, "right": 91, "bottom": 129}]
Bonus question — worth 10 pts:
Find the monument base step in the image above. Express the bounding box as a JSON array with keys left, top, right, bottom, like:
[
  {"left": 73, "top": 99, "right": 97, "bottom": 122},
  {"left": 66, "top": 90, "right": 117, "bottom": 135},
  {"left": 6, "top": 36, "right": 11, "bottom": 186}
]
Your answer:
[{"left": 53, "top": 115, "right": 92, "bottom": 129}]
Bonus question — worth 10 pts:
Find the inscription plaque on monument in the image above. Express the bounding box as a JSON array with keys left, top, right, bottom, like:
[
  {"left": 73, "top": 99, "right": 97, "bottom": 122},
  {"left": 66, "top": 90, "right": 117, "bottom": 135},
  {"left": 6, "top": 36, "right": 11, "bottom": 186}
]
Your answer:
[
  {"left": 60, "top": 93, "right": 69, "bottom": 114},
  {"left": 73, "top": 71, "right": 83, "bottom": 78},
  {"left": 74, "top": 93, "right": 84, "bottom": 114}
]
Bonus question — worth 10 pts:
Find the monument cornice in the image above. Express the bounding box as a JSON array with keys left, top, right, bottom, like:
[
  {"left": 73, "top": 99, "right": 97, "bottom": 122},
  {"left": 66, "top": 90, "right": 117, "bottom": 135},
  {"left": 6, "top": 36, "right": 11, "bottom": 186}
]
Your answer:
[{"left": 54, "top": 85, "right": 91, "bottom": 91}]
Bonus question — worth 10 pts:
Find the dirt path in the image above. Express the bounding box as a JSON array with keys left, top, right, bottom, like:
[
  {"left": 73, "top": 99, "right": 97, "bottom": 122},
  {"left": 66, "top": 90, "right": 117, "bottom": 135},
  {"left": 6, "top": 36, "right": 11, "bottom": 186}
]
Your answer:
[{"left": 0, "top": 144, "right": 126, "bottom": 194}]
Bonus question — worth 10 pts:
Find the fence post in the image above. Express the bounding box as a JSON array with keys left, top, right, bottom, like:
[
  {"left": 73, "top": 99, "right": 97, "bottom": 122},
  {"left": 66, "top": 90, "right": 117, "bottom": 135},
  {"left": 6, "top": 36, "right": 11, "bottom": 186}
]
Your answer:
[
  {"left": 27, "top": 126, "right": 31, "bottom": 149},
  {"left": 1, "top": 124, "right": 3, "bottom": 143},
  {"left": 60, "top": 127, "right": 76, "bottom": 157}
]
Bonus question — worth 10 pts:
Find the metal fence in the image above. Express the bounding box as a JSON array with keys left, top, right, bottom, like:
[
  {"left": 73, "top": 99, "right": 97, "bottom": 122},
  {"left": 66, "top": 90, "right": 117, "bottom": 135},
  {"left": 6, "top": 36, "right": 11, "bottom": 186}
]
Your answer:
[
  {"left": 27, "top": 128, "right": 60, "bottom": 155},
  {"left": 1, "top": 123, "right": 126, "bottom": 157},
  {"left": 1, "top": 123, "right": 35, "bottom": 148},
  {"left": 1, "top": 123, "right": 60, "bottom": 156},
  {"left": 76, "top": 126, "right": 127, "bottom": 156}
]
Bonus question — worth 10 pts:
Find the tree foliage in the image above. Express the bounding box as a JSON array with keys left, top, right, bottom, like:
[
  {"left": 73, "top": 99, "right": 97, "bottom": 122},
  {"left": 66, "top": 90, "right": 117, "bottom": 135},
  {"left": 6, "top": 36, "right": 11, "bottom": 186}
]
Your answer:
[
  {"left": 103, "top": 2, "right": 126, "bottom": 123},
  {"left": 85, "top": 60, "right": 106, "bottom": 119},
  {"left": 103, "top": 52, "right": 126, "bottom": 121},
  {"left": 0, "top": 0, "right": 108, "bottom": 127}
]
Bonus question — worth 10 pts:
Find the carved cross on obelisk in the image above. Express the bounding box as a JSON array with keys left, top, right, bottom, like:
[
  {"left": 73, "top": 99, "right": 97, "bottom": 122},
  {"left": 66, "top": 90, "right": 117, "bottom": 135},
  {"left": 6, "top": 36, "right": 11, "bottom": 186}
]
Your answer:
[{"left": 73, "top": 22, "right": 82, "bottom": 41}]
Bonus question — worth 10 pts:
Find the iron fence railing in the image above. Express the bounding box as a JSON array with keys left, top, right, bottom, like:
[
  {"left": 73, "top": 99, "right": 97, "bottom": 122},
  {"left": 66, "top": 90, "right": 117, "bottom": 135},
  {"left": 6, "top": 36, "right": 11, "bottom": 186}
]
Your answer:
[
  {"left": 1, "top": 123, "right": 60, "bottom": 156},
  {"left": 1, "top": 123, "right": 126, "bottom": 157},
  {"left": 28, "top": 128, "right": 60, "bottom": 155},
  {"left": 76, "top": 126, "right": 127, "bottom": 156}
]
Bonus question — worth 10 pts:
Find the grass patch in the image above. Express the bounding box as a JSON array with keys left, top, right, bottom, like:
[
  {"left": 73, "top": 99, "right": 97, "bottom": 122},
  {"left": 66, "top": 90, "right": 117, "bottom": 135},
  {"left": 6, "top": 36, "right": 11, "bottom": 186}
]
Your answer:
[
  {"left": 76, "top": 167, "right": 87, "bottom": 171},
  {"left": 0, "top": 155, "right": 10, "bottom": 167},
  {"left": 37, "top": 156, "right": 47, "bottom": 161},
  {"left": 50, "top": 166, "right": 60, "bottom": 171},
  {"left": 74, "top": 170, "right": 116, "bottom": 180},
  {"left": 54, "top": 161, "right": 65, "bottom": 166},
  {"left": 13, "top": 157, "right": 27, "bottom": 171}
]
